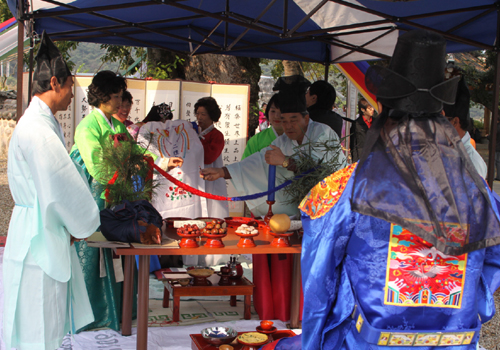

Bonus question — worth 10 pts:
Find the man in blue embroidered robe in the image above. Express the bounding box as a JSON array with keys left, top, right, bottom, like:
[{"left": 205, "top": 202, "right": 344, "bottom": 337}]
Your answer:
[
  {"left": 266, "top": 30, "right": 500, "bottom": 350},
  {"left": 2, "top": 32, "right": 100, "bottom": 350}
]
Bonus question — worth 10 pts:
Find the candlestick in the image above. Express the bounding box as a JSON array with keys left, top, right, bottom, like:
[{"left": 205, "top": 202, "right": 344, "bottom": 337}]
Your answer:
[{"left": 268, "top": 165, "right": 276, "bottom": 202}]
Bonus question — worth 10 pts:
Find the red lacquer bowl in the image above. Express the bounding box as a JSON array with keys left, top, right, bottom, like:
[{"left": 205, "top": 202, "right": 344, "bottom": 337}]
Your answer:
[
  {"left": 269, "top": 231, "right": 294, "bottom": 248},
  {"left": 177, "top": 231, "right": 201, "bottom": 248},
  {"left": 202, "top": 231, "right": 227, "bottom": 248},
  {"left": 235, "top": 230, "right": 259, "bottom": 248},
  {"left": 260, "top": 320, "right": 274, "bottom": 330}
]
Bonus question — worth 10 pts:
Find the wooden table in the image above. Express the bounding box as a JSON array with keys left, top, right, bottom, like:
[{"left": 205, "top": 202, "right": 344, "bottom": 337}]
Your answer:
[
  {"left": 190, "top": 329, "right": 296, "bottom": 350},
  {"left": 115, "top": 225, "right": 302, "bottom": 350},
  {"left": 163, "top": 273, "right": 254, "bottom": 322}
]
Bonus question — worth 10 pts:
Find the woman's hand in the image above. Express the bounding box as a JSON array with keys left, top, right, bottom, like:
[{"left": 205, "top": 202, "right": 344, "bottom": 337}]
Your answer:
[
  {"left": 167, "top": 157, "right": 184, "bottom": 171},
  {"left": 70, "top": 235, "right": 82, "bottom": 245},
  {"left": 265, "top": 145, "right": 286, "bottom": 165},
  {"left": 200, "top": 168, "right": 224, "bottom": 181}
]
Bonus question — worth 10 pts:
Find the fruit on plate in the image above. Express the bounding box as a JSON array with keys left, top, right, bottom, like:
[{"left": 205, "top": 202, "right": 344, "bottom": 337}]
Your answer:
[
  {"left": 177, "top": 224, "right": 201, "bottom": 235},
  {"left": 202, "top": 219, "right": 227, "bottom": 235},
  {"left": 235, "top": 224, "right": 258, "bottom": 235},
  {"left": 269, "top": 214, "right": 291, "bottom": 233}
]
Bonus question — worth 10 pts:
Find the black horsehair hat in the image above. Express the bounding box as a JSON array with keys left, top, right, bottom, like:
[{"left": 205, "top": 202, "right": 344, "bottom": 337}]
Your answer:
[
  {"left": 33, "top": 31, "right": 71, "bottom": 86},
  {"left": 352, "top": 29, "right": 500, "bottom": 256},
  {"left": 273, "top": 75, "right": 311, "bottom": 114},
  {"left": 365, "top": 30, "right": 459, "bottom": 114}
]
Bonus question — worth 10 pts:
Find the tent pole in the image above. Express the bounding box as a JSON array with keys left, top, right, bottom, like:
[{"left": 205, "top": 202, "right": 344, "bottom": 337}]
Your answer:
[
  {"left": 28, "top": 35, "right": 34, "bottom": 101},
  {"left": 487, "top": 53, "right": 500, "bottom": 187},
  {"left": 487, "top": 9, "right": 500, "bottom": 187},
  {"left": 16, "top": 20, "right": 24, "bottom": 121},
  {"left": 283, "top": 0, "right": 288, "bottom": 35},
  {"left": 324, "top": 63, "right": 329, "bottom": 81},
  {"left": 224, "top": 0, "right": 229, "bottom": 49}
]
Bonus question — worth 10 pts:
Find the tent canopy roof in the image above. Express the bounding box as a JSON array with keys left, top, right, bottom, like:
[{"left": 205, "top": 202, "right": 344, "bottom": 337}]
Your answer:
[{"left": 7, "top": 0, "right": 500, "bottom": 64}]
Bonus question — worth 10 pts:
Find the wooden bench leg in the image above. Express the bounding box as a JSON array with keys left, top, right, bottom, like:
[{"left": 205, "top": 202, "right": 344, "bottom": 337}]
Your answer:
[
  {"left": 230, "top": 295, "right": 236, "bottom": 307},
  {"left": 163, "top": 287, "right": 169, "bottom": 308},
  {"left": 244, "top": 295, "right": 251, "bottom": 320},
  {"left": 172, "top": 296, "right": 180, "bottom": 322}
]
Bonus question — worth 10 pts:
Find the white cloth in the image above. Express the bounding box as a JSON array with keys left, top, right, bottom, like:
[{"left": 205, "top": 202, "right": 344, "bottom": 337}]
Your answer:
[
  {"left": 137, "top": 120, "right": 208, "bottom": 219},
  {"left": 227, "top": 120, "right": 346, "bottom": 217},
  {"left": 3, "top": 96, "right": 99, "bottom": 349},
  {"left": 462, "top": 132, "right": 487, "bottom": 179}
]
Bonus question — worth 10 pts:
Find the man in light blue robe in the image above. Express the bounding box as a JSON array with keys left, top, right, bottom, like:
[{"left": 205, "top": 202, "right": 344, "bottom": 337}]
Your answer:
[{"left": 2, "top": 32, "right": 100, "bottom": 350}]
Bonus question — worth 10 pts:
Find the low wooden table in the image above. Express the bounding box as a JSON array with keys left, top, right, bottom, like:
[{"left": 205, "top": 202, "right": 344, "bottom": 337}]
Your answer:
[
  {"left": 162, "top": 273, "right": 254, "bottom": 322},
  {"left": 115, "top": 225, "right": 302, "bottom": 350},
  {"left": 190, "top": 330, "right": 296, "bottom": 350}
]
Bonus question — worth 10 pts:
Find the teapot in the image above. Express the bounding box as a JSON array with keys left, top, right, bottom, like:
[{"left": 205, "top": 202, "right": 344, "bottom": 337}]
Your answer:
[{"left": 227, "top": 255, "right": 243, "bottom": 279}]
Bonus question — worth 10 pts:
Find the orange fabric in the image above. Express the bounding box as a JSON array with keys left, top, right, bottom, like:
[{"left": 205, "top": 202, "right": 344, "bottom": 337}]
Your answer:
[
  {"left": 470, "top": 138, "right": 476, "bottom": 149},
  {"left": 299, "top": 163, "right": 357, "bottom": 219}
]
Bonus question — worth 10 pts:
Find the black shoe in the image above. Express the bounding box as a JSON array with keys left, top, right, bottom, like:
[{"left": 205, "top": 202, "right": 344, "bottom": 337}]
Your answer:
[{"left": 495, "top": 178, "right": 500, "bottom": 181}]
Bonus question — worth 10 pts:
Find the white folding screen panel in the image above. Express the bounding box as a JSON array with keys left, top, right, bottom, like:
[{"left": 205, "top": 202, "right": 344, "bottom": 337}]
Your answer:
[
  {"left": 126, "top": 79, "right": 146, "bottom": 124},
  {"left": 179, "top": 81, "right": 212, "bottom": 123},
  {"left": 74, "top": 76, "right": 93, "bottom": 127},
  {"left": 210, "top": 84, "right": 250, "bottom": 217},
  {"left": 145, "top": 80, "right": 181, "bottom": 120}
]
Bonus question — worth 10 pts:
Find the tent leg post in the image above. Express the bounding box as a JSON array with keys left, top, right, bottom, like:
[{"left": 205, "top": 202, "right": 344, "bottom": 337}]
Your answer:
[
  {"left": 487, "top": 51, "right": 500, "bottom": 187},
  {"left": 16, "top": 19, "right": 24, "bottom": 121},
  {"left": 28, "top": 35, "right": 34, "bottom": 100}
]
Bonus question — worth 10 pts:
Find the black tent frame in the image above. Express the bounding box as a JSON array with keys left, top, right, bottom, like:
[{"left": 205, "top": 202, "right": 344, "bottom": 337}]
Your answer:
[{"left": 15, "top": 0, "right": 500, "bottom": 186}]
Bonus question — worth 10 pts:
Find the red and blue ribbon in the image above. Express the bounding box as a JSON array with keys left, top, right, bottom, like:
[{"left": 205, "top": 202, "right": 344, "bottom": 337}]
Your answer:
[{"left": 146, "top": 157, "right": 314, "bottom": 201}]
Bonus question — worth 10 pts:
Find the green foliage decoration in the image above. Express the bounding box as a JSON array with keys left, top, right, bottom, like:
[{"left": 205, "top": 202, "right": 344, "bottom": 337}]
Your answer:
[
  {"left": 99, "top": 135, "right": 158, "bottom": 207},
  {"left": 281, "top": 136, "right": 345, "bottom": 206}
]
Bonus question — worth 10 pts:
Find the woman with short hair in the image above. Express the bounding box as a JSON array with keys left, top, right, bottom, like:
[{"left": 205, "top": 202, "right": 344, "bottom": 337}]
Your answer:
[
  {"left": 195, "top": 96, "right": 228, "bottom": 219},
  {"left": 112, "top": 89, "right": 133, "bottom": 126}
]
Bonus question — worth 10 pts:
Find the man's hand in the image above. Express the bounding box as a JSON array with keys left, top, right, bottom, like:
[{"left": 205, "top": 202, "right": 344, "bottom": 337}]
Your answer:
[
  {"left": 265, "top": 145, "right": 286, "bottom": 166},
  {"left": 168, "top": 157, "right": 184, "bottom": 171},
  {"left": 200, "top": 168, "right": 224, "bottom": 181}
]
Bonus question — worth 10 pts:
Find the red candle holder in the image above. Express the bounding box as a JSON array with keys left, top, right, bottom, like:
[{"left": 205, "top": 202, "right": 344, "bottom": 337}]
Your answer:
[
  {"left": 203, "top": 231, "right": 227, "bottom": 248},
  {"left": 177, "top": 231, "right": 201, "bottom": 248},
  {"left": 235, "top": 230, "right": 259, "bottom": 248},
  {"left": 269, "top": 231, "right": 294, "bottom": 248}
]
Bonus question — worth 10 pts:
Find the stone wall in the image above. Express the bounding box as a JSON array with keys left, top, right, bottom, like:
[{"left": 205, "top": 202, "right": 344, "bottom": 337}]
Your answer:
[{"left": 0, "top": 93, "right": 17, "bottom": 157}]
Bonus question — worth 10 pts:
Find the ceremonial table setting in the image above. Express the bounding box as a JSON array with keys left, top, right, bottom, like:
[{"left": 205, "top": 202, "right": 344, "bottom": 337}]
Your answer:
[
  {"left": 112, "top": 212, "right": 303, "bottom": 350},
  {"left": 90, "top": 135, "right": 305, "bottom": 349}
]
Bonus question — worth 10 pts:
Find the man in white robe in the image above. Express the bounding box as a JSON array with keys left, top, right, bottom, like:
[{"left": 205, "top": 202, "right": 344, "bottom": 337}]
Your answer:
[
  {"left": 201, "top": 76, "right": 346, "bottom": 217},
  {"left": 3, "top": 32, "right": 100, "bottom": 350},
  {"left": 443, "top": 76, "right": 487, "bottom": 178}
]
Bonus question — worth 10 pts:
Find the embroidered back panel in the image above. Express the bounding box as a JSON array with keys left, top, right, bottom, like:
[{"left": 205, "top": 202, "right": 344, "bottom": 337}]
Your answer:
[{"left": 384, "top": 224, "right": 467, "bottom": 308}]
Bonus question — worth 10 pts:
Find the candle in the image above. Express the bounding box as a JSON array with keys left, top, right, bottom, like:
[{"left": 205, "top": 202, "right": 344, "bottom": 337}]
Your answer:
[{"left": 268, "top": 165, "right": 276, "bottom": 201}]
